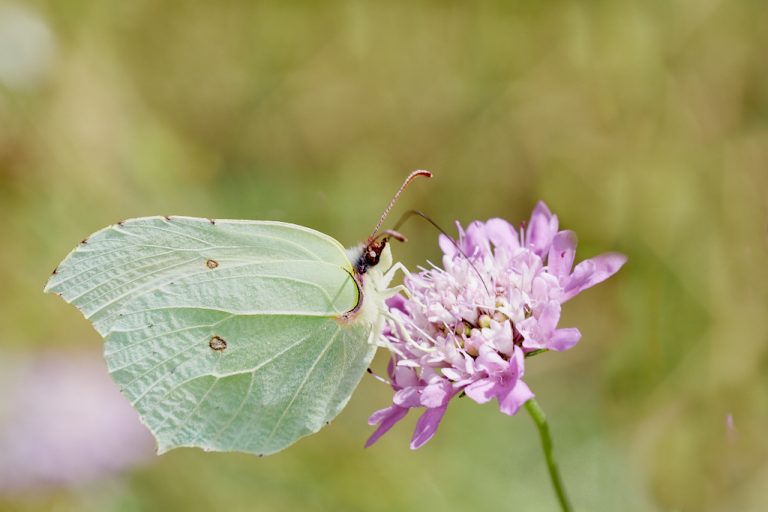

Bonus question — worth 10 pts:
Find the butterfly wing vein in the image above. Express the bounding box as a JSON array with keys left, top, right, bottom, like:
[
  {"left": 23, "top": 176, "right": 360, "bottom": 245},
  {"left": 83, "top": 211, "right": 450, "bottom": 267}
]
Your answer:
[{"left": 45, "top": 216, "right": 376, "bottom": 455}]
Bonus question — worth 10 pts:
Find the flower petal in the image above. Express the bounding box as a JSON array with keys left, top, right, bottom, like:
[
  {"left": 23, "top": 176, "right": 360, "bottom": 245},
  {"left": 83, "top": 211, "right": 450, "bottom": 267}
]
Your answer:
[
  {"left": 440, "top": 367, "right": 464, "bottom": 381},
  {"left": 548, "top": 230, "right": 577, "bottom": 281},
  {"left": 498, "top": 380, "right": 534, "bottom": 416},
  {"left": 365, "top": 405, "right": 410, "bottom": 447},
  {"left": 393, "top": 365, "right": 419, "bottom": 388},
  {"left": 475, "top": 344, "right": 508, "bottom": 374},
  {"left": 393, "top": 386, "right": 421, "bottom": 408},
  {"left": 439, "top": 221, "right": 466, "bottom": 260},
  {"left": 509, "top": 347, "right": 526, "bottom": 376},
  {"left": 537, "top": 301, "right": 561, "bottom": 335},
  {"left": 548, "top": 327, "right": 582, "bottom": 351},
  {"left": 464, "top": 221, "right": 491, "bottom": 257},
  {"left": 464, "top": 378, "right": 498, "bottom": 404},
  {"left": 368, "top": 405, "right": 398, "bottom": 426},
  {"left": 562, "top": 252, "right": 627, "bottom": 302},
  {"left": 438, "top": 234, "right": 457, "bottom": 259},
  {"left": 526, "top": 201, "right": 559, "bottom": 257},
  {"left": 485, "top": 218, "right": 520, "bottom": 252},
  {"left": 410, "top": 406, "right": 450, "bottom": 449},
  {"left": 420, "top": 380, "right": 452, "bottom": 408},
  {"left": 385, "top": 294, "right": 407, "bottom": 314}
]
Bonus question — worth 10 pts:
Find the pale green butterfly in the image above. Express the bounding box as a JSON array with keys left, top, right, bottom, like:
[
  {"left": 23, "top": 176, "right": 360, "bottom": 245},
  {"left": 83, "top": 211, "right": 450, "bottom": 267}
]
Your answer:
[{"left": 44, "top": 171, "right": 431, "bottom": 456}]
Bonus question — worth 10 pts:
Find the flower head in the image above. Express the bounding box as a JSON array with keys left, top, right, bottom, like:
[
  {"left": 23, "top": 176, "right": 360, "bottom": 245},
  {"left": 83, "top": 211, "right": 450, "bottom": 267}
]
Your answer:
[{"left": 367, "top": 201, "right": 626, "bottom": 449}]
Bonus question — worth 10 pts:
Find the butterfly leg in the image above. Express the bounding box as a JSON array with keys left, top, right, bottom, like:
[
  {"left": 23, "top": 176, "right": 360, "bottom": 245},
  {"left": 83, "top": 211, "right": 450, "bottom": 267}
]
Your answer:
[
  {"left": 366, "top": 310, "right": 406, "bottom": 357},
  {"left": 381, "top": 284, "right": 409, "bottom": 299},
  {"left": 382, "top": 262, "right": 411, "bottom": 288},
  {"left": 382, "top": 311, "right": 437, "bottom": 354}
]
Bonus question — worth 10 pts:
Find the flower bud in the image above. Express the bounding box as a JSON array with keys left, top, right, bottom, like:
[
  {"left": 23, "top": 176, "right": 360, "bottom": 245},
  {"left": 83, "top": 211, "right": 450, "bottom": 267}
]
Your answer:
[{"left": 454, "top": 321, "right": 472, "bottom": 337}]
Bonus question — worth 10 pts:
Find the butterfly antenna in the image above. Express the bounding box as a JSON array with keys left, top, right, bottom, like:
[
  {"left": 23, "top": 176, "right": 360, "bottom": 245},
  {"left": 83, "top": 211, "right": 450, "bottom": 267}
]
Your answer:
[
  {"left": 372, "top": 229, "right": 408, "bottom": 243},
  {"left": 369, "top": 170, "right": 432, "bottom": 242},
  {"left": 393, "top": 209, "right": 492, "bottom": 298}
]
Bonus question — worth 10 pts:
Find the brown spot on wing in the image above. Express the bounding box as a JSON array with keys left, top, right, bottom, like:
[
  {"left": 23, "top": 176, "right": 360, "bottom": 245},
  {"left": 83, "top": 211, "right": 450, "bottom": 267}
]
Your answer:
[
  {"left": 209, "top": 336, "right": 227, "bottom": 351},
  {"left": 205, "top": 259, "right": 219, "bottom": 269}
]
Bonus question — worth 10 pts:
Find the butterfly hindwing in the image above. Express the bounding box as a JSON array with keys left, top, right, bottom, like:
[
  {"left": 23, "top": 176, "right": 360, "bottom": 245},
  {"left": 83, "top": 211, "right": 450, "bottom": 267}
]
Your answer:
[{"left": 45, "top": 216, "right": 376, "bottom": 455}]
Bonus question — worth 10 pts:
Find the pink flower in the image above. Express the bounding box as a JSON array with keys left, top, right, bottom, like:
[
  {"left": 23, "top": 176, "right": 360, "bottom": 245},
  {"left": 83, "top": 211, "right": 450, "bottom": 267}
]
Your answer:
[
  {"left": 0, "top": 350, "right": 154, "bottom": 494},
  {"left": 367, "top": 201, "right": 626, "bottom": 449}
]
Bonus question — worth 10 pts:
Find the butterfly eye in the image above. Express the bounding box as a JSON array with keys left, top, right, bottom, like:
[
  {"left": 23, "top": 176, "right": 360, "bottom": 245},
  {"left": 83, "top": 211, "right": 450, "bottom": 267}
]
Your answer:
[
  {"left": 363, "top": 238, "right": 388, "bottom": 268},
  {"left": 365, "top": 249, "right": 380, "bottom": 266}
]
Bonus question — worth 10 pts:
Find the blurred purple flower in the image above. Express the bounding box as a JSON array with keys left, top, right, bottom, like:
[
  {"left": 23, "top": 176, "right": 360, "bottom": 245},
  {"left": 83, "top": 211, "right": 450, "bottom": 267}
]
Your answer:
[
  {"left": 0, "top": 350, "right": 155, "bottom": 495},
  {"left": 367, "top": 201, "right": 626, "bottom": 449}
]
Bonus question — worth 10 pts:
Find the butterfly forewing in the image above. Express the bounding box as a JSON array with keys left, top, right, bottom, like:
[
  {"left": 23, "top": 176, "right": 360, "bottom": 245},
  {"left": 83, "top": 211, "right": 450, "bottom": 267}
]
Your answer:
[{"left": 45, "top": 216, "right": 376, "bottom": 455}]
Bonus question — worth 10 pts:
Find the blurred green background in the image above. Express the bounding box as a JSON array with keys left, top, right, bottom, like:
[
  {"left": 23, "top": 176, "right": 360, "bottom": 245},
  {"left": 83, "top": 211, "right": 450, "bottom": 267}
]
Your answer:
[{"left": 1, "top": 0, "right": 767, "bottom": 510}]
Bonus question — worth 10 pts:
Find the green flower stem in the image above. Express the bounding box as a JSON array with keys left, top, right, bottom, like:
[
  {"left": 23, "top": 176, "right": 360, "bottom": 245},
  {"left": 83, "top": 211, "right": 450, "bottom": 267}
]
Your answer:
[
  {"left": 524, "top": 348, "right": 549, "bottom": 358},
  {"left": 524, "top": 398, "right": 573, "bottom": 512}
]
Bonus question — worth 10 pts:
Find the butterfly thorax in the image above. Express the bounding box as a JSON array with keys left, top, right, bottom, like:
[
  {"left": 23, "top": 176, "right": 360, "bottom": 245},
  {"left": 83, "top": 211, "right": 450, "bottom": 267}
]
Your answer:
[{"left": 342, "top": 242, "right": 392, "bottom": 329}]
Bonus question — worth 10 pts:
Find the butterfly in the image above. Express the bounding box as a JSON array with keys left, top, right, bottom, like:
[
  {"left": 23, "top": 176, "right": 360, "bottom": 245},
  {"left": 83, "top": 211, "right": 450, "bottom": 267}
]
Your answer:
[{"left": 44, "top": 171, "right": 431, "bottom": 456}]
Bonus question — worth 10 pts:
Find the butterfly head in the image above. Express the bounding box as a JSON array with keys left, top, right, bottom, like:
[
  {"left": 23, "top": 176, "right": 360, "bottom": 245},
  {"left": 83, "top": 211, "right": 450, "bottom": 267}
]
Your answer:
[{"left": 354, "top": 227, "right": 406, "bottom": 276}]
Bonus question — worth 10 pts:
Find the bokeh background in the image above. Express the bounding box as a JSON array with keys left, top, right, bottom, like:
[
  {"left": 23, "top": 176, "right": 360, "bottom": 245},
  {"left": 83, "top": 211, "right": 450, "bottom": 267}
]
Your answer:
[{"left": 1, "top": 1, "right": 767, "bottom": 510}]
